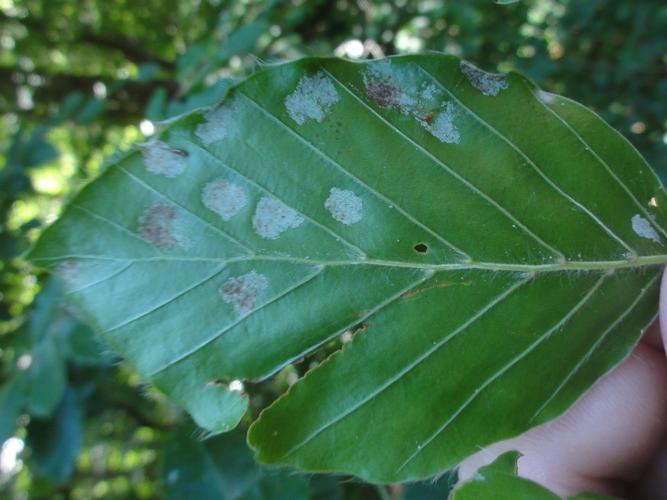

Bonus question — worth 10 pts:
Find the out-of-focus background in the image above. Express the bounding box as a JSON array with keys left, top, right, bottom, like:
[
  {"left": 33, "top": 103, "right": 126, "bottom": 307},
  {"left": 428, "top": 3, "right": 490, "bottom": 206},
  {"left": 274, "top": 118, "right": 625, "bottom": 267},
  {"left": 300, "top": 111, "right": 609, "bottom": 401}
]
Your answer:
[{"left": 0, "top": 1, "right": 666, "bottom": 498}]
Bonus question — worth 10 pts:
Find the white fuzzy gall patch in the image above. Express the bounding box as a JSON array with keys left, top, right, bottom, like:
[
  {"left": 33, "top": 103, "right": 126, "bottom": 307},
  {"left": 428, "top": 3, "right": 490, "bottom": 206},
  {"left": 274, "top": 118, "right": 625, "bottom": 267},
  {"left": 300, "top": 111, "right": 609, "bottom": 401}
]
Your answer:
[
  {"left": 362, "top": 62, "right": 460, "bottom": 143},
  {"left": 631, "top": 214, "right": 660, "bottom": 243},
  {"left": 138, "top": 201, "right": 189, "bottom": 249},
  {"left": 285, "top": 72, "right": 340, "bottom": 125},
  {"left": 195, "top": 102, "right": 236, "bottom": 145},
  {"left": 201, "top": 179, "right": 247, "bottom": 221},
  {"left": 220, "top": 270, "right": 269, "bottom": 314},
  {"left": 325, "top": 187, "right": 363, "bottom": 225},
  {"left": 537, "top": 90, "right": 556, "bottom": 104},
  {"left": 141, "top": 141, "right": 187, "bottom": 178},
  {"left": 421, "top": 101, "right": 460, "bottom": 144},
  {"left": 460, "top": 61, "right": 508, "bottom": 97},
  {"left": 252, "top": 196, "right": 304, "bottom": 239},
  {"left": 362, "top": 61, "right": 424, "bottom": 115}
]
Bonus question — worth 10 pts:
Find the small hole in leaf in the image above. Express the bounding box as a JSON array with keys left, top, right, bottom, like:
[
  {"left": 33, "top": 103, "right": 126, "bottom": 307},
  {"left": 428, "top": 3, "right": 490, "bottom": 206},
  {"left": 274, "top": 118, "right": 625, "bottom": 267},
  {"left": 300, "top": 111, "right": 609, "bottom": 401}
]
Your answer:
[{"left": 414, "top": 243, "right": 429, "bottom": 254}]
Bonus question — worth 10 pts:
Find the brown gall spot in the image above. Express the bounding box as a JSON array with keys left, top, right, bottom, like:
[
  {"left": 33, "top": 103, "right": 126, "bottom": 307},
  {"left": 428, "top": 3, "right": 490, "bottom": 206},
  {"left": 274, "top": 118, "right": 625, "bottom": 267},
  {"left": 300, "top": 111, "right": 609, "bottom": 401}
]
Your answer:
[
  {"left": 366, "top": 78, "right": 402, "bottom": 108},
  {"left": 138, "top": 202, "right": 179, "bottom": 249},
  {"left": 220, "top": 271, "right": 269, "bottom": 315}
]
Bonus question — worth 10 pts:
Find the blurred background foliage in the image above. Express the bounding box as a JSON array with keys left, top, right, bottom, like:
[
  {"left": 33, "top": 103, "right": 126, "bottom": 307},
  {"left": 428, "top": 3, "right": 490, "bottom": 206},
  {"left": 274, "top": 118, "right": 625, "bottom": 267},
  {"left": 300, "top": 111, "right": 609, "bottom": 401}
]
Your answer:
[{"left": 0, "top": 0, "right": 665, "bottom": 498}]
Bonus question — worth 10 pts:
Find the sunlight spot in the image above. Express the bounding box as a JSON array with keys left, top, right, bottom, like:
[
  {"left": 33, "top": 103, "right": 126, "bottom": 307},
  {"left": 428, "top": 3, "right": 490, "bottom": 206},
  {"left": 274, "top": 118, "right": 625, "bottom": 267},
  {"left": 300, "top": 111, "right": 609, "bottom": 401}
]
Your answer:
[
  {"left": 229, "top": 380, "right": 244, "bottom": 392},
  {"left": 16, "top": 354, "right": 31, "bottom": 371},
  {"left": 93, "top": 81, "right": 107, "bottom": 98},
  {"left": 0, "top": 438, "right": 24, "bottom": 476},
  {"left": 649, "top": 196, "right": 659, "bottom": 208},
  {"left": 395, "top": 29, "right": 424, "bottom": 52},
  {"left": 630, "top": 121, "right": 646, "bottom": 134},
  {"left": 335, "top": 39, "right": 365, "bottom": 59},
  {"left": 139, "top": 119, "right": 155, "bottom": 136}
]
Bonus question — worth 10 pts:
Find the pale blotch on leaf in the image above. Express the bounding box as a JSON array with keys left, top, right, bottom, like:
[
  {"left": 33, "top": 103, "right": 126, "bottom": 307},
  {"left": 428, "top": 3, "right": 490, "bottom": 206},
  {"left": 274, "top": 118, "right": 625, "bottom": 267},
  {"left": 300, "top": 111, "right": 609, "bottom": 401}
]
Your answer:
[
  {"left": 55, "top": 261, "right": 83, "bottom": 289},
  {"left": 420, "top": 101, "right": 461, "bottom": 144},
  {"left": 138, "top": 201, "right": 189, "bottom": 250},
  {"left": 363, "top": 61, "right": 404, "bottom": 109},
  {"left": 362, "top": 62, "right": 460, "bottom": 143},
  {"left": 325, "top": 187, "right": 363, "bottom": 225},
  {"left": 252, "top": 196, "right": 304, "bottom": 240},
  {"left": 201, "top": 179, "right": 247, "bottom": 221},
  {"left": 220, "top": 270, "right": 269, "bottom": 315},
  {"left": 285, "top": 72, "right": 340, "bottom": 125},
  {"left": 141, "top": 140, "right": 188, "bottom": 178},
  {"left": 537, "top": 90, "right": 556, "bottom": 104},
  {"left": 460, "top": 60, "right": 509, "bottom": 97},
  {"left": 631, "top": 214, "right": 660, "bottom": 243},
  {"left": 362, "top": 60, "right": 418, "bottom": 114},
  {"left": 195, "top": 101, "right": 236, "bottom": 145}
]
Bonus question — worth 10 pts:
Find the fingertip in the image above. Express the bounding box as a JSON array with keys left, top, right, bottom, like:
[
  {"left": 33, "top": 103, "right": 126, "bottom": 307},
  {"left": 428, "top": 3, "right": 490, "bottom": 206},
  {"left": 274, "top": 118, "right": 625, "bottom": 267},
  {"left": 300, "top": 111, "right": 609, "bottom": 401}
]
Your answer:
[{"left": 658, "top": 267, "right": 667, "bottom": 352}]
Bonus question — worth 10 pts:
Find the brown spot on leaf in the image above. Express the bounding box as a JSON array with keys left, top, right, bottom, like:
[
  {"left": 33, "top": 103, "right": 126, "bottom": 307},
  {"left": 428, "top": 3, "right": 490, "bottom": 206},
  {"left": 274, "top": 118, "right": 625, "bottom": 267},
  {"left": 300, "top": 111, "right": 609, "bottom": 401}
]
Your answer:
[
  {"left": 138, "top": 201, "right": 183, "bottom": 249},
  {"left": 365, "top": 78, "right": 402, "bottom": 108},
  {"left": 220, "top": 270, "right": 269, "bottom": 315}
]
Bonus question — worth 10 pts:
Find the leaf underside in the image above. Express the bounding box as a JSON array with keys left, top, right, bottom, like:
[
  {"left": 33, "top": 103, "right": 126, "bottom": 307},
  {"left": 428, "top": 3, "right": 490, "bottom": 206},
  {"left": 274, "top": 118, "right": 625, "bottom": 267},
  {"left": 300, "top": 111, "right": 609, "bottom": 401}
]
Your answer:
[{"left": 29, "top": 54, "right": 667, "bottom": 483}]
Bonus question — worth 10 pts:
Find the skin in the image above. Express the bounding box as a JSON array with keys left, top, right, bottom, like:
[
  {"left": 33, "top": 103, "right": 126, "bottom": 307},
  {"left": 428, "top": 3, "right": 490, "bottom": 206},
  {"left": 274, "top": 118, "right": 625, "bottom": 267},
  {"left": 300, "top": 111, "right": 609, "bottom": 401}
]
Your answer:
[{"left": 458, "top": 269, "right": 667, "bottom": 499}]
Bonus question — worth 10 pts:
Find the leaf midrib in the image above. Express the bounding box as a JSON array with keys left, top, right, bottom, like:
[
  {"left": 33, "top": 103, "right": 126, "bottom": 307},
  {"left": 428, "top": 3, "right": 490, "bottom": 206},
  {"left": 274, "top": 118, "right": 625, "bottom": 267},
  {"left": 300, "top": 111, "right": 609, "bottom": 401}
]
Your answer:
[{"left": 33, "top": 253, "right": 667, "bottom": 273}]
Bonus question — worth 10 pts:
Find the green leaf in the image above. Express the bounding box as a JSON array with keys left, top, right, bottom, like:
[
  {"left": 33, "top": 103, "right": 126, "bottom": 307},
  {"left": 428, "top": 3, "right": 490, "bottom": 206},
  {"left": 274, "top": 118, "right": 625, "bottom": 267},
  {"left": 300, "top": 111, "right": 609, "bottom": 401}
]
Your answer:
[
  {"left": 451, "top": 452, "right": 615, "bottom": 499},
  {"left": 28, "top": 54, "right": 667, "bottom": 482},
  {"left": 494, "top": 0, "right": 520, "bottom": 4},
  {"left": 27, "top": 389, "right": 85, "bottom": 483},
  {"left": 402, "top": 470, "right": 457, "bottom": 499},
  {"left": 163, "top": 428, "right": 313, "bottom": 500},
  {"left": 451, "top": 452, "right": 558, "bottom": 499},
  {"left": 0, "top": 377, "right": 27, "bottom": 443}
]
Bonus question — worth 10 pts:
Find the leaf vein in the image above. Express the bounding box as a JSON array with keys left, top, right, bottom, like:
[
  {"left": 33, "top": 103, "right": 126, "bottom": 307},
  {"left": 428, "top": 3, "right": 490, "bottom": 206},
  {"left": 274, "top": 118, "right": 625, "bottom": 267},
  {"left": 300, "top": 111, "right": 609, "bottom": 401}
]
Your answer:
[
  {"left": 530, "top": 271, "right": 660, "bottom": 422},
  {"left": 254, "top": 269, "right": 435, "bottom": 381},
  {"left": 321, "top": 67, "right": 566, "bottom": 263},
  {"left": 282, "top": 274, "right": 532, "bottom": 459},
  {"left": 395, "top": 272, "right": 609, "bottom": 473},
  {"left": 416, "top": 65, "right": 638, "bottom": 257},
  {"left": 104, "top": 263, "right": 228, "bottom": 333},
  {"left": 186, "top": 140, "right": 367, "bottom": 259},
  {"left": 66, "top": 261, "right": 135, "bottom": 294},
  {"left": 526, "top": 82, "right": 667, "bottom": 241},
  {"left": 236, "top": 91, "right": 472, "bottom": 263},
  {"left": 147, "top": 265, "right": 325, "bottom": 378},
  {"left": 117, "top": 165, "right": 254, "bottom": 255}
]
